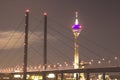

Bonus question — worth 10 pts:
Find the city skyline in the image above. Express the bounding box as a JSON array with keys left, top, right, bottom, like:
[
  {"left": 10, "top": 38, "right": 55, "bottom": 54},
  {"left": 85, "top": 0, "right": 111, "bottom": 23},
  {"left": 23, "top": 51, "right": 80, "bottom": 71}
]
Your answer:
[{"left": 0, "top": 0, "right": 120, "bottom": 68}]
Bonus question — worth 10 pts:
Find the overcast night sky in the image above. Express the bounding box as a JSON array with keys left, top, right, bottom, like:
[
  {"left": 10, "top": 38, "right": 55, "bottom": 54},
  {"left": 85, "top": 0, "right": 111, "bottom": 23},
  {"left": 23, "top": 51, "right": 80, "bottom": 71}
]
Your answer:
[{"left": 0, "top": 0, "right": 120, "bottom": 68}]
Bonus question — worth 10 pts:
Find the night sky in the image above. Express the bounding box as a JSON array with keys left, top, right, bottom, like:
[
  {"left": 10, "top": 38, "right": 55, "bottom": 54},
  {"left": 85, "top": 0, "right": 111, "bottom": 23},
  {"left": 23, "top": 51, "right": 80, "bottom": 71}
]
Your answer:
[{"left": 0, "top": 0, "right": 120, "bottom": 68}]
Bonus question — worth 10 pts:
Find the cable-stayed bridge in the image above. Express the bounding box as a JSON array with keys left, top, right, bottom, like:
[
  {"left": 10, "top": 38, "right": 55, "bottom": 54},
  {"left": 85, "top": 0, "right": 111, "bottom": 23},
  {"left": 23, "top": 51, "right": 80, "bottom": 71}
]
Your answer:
[{"left": 0, "top": 10, "right": 120, "bottom": 80}]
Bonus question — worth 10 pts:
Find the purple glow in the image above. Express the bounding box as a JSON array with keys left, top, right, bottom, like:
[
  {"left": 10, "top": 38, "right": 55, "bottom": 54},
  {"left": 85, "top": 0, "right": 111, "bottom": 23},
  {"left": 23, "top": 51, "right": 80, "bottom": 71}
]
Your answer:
[{"left": 72, "top": 24, "right": 81, "bottom": 30}]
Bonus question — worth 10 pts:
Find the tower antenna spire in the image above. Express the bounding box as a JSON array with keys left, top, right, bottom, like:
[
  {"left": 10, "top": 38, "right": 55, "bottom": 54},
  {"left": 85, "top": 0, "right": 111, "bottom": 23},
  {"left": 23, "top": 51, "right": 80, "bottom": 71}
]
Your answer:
[
  {"left": 76, "top": 11, "right": 78, "bottom": 18},
  {"left": 75, "top": 11, "right": 79, "bottom": 25}
]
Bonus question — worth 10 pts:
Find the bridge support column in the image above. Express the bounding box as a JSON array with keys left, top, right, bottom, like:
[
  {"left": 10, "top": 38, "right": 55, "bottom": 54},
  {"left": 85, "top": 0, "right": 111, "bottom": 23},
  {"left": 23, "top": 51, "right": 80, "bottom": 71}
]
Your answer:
[
  {"left": 76, "top": 73, "right": 79, "bottom": 80},
  {"left": 43, "top": 73, "right": 46, "bottom": 80},
  {"left": 55, "top": 73, "right": 58, "bottom": 80},
  {"left": 61, "top": 73, "right": 64, "bottom": 80},
  {"left": 86, "top": 73, "right": 90, "bottom": 80},
  {"left": 103, "top": 72, "right": 105, "bottom": 80}
]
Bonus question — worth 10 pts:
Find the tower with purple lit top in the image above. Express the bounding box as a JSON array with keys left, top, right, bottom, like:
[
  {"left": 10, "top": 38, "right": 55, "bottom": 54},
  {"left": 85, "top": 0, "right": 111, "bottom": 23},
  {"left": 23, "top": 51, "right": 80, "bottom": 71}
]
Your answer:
[{"left": 72, "top": 12, "right": 82, "bottom": 69}]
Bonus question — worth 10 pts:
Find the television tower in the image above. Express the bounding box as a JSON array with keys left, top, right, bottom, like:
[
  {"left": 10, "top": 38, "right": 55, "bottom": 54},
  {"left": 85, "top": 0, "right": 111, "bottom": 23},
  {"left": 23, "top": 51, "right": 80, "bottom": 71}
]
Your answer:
[
  {"left": 72, "top": 12, "right": 82, "bottom": 69},
  {"left": 72, "top": 12, "right": 85, "bottom": 80}
]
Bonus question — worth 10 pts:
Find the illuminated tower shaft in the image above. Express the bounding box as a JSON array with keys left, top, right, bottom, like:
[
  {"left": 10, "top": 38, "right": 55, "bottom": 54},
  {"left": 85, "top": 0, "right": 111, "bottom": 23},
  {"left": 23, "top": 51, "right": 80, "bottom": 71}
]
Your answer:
[
  {"left": 74, "top": 32, "right": 80, "bottom": 69},
  {"left": 72, "top": 12, "right": 82, "bottom": 69}
]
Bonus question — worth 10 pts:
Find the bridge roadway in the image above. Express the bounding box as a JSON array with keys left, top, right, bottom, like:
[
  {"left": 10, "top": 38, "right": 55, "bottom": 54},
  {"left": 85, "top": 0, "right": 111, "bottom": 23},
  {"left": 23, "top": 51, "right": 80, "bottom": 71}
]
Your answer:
[{"left": 0, "top": 67, "right": 120, "bottom": 80}]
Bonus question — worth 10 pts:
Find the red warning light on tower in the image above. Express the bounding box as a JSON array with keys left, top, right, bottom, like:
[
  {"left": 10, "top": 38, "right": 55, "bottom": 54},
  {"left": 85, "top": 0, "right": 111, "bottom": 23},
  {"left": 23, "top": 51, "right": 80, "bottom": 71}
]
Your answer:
[
  {"left": 26, "top": 9, "right": 30, "bottom": 13},
  {"left": 44, "top": 12, "right": 47, "bottom": 16}
]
